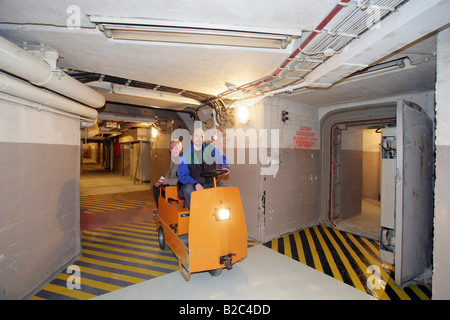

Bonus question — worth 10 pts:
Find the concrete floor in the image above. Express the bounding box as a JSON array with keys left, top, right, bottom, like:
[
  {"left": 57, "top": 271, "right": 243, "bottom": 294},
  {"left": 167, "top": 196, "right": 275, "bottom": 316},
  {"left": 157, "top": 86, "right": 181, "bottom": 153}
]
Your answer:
[
  {"left": 93, "top": 245, "right": 374, "bottom": 300},
  {"left": 335, "top": 198, "right": 380, "bottom": 240},
  {"left": 81, "top": 160, "right": 374, "bottom": 300},
  {"left": 81, "top": 159, "right": 151, "bottom": 196},
  {"left": 80, "top": 159, "right": 155, "bottom": 230}
]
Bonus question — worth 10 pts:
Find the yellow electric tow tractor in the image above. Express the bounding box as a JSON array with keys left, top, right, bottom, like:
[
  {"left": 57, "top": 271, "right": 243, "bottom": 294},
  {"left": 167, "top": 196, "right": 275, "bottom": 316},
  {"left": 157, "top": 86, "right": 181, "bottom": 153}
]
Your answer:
[{"left": 153, "top": 169, "right": 248, "bottom": 280}]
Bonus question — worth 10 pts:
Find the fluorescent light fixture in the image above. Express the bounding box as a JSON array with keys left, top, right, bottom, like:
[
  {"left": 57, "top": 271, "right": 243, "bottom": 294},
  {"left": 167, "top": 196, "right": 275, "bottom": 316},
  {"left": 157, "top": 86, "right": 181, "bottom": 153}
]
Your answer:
[
  {"left": 102, "top": 25, "right": 292, "bottom": 49},
  {"left": 229, "top": 96, "right": 264, "bottom": 109},
  {"left": 90, "top": 16, "right": 299, "bottom": 49},
  {"left": 264, "top": 81, "right": 307, "bottom": 97},
  {"left": 112, "top": 84, "right": 202, "bottom": 106},
  {"left": 97, "top": 113, "right": 157, "bottom": 123}
]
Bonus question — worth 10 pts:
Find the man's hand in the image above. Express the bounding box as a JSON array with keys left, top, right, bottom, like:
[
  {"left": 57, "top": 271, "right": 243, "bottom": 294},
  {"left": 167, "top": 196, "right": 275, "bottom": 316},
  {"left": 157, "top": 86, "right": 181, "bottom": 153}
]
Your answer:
[
  {"left": 222, "top": 168, "right": 229, "bottom": 175},
  {"left": 154, "top": 176, "right": 167, "bottom": 187},
  {"left": 195, "top": 183, "right": 204, "bottom": 191}
]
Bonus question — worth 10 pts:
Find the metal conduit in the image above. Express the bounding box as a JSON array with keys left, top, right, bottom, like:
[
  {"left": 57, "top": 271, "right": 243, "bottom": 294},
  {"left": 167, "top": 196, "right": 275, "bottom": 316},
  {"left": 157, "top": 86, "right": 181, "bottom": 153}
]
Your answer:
[{"left": 219, "top": 0, "right": 406, "bottom": 100}]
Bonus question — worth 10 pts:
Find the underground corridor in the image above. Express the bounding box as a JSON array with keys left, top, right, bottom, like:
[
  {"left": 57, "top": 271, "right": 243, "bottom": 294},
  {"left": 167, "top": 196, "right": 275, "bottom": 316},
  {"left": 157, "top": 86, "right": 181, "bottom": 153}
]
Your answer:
[
  {"left": 1, "top": 0, "right": 448, "bottom": 301},
  {"left": 30, "top": 151, "right": 432, "bottom": 300}
]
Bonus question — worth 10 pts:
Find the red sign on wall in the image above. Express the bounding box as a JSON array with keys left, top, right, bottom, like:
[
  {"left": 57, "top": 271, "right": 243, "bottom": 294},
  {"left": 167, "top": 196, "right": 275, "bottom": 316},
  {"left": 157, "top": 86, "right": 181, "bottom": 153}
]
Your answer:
[{"left": 293, "top": 126, "right": 318, "bottom": 149}]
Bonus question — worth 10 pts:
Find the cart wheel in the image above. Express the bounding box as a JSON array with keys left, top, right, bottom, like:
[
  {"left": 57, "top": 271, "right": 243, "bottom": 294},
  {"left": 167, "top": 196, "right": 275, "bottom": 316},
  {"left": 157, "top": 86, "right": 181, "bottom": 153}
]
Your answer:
[
  {"left": 209, "top": 268, "right": 223, "bottom": 277},
  {"left": 158, "top": 227, "right": 168, "bottom": 250}
]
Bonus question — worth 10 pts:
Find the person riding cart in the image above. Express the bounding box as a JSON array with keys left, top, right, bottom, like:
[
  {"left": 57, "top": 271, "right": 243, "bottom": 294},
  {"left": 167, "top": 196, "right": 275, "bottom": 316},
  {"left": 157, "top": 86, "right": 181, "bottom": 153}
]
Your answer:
[{"left": 178, "top": 127, "right": 230, "bottom": 209}]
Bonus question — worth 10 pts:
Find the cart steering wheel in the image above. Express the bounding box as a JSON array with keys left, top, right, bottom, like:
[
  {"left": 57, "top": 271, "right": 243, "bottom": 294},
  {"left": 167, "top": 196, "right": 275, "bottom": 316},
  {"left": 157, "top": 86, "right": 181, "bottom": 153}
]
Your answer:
[{"left": 200, "top": 169, "right": 228, "bottom": 178}]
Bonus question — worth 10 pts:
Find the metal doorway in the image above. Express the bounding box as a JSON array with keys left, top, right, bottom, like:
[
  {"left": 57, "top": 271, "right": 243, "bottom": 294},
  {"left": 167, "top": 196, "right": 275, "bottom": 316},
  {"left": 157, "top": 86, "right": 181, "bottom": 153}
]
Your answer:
[
  {"left": 329, "top": 119, "right": 395, "bottom": 240},
  {"left": 320, "top": 101, "right": 434, "bottom": 286},
  {"left": 319, "top": 103, "right": 397, "bottom": 238}
]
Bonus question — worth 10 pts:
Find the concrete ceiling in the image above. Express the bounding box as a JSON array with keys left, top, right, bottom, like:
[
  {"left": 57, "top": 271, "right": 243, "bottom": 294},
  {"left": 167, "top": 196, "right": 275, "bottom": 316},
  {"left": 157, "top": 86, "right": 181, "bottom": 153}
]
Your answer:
[
  {"left": 282, "top": 34, "right": 438, "bottom": 108},
  {"left": 0, "top": 0, "right": 336, "bottom": 95},
  {"left": 0, "top": 0, "right": 447, "bottom": 112}
]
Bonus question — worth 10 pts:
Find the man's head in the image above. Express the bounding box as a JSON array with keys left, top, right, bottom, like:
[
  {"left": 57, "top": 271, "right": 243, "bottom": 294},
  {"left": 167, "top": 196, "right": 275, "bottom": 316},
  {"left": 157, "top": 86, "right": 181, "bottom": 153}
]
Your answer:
[
  {"left": 169, "top": 140, "right": 182, "bottom": 157},
  {"left": 191, "top": 128, "right": 204, "bottom": 150}
]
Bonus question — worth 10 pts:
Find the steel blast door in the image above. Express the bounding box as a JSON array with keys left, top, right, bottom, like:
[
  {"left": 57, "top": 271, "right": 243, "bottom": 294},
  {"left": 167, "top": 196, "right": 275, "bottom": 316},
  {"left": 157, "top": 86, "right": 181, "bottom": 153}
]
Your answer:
[{"left": 395, "top": 99, "right": 434, "bottom": 286}]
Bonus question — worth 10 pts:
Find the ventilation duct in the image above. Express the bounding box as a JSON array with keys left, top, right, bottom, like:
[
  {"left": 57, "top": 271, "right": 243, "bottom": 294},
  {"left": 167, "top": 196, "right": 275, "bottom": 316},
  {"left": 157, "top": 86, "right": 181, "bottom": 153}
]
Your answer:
[{"left": 0, "top": 36, "right": 105, "bottom": 109}]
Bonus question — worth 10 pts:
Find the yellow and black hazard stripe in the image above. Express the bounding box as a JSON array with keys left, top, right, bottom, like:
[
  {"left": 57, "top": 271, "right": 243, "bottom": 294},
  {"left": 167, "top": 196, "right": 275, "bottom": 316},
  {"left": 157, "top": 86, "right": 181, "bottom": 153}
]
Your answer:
[
  {"left": 80, "top": 190, "right": 155, "bottom": 214},
  {"left": 31, "top": 219, "right": 259, "bottom": 300},
  {"left": 31, "top": 220, "right": 177, "bottom": 300},
  {"left": 264, "top": 224, "right": 432, "bottom": 300}
]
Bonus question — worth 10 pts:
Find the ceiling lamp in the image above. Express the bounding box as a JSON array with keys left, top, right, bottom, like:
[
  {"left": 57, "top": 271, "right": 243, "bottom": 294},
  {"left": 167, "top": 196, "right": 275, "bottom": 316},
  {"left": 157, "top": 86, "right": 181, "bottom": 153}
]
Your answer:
[
  {"left": 236, "top": 105, "right": 249, "bottom": 125},
  {"left": 151, "top": 127, "right": 159, "bottom": 138},
  {"left": 89, "top": 16, "right": 300, "bottom": 49},
  {"left": 230, "top": 96, "right": 264, "bottom": 125}
]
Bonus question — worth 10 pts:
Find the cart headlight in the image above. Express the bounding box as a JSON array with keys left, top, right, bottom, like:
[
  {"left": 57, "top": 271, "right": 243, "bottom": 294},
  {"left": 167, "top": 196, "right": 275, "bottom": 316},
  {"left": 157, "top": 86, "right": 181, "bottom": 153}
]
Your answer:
[{"left": 214, "top": 207, "right": 230, "bottom": 221}]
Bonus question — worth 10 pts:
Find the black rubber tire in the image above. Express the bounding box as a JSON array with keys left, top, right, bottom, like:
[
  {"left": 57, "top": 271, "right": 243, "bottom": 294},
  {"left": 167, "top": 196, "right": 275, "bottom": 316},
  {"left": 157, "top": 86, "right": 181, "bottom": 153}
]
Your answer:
[
  {"left": 158, "top": 226, "right": 168, "bottom": 250},
  {"left": 209, "top": 268, "right": 223, "bottom": 277}
]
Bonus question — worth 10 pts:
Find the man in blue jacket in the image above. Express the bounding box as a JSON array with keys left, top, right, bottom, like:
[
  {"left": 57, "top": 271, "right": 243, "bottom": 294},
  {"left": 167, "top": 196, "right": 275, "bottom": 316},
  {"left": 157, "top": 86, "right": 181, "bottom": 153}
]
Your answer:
[{"left": 178, "top": 127, "right": 229, "bottom": 209}]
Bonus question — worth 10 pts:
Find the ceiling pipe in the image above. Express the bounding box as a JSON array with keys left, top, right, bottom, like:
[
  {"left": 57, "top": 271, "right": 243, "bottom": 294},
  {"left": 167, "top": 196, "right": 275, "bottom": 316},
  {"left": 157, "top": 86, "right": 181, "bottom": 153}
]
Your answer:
[
  {"left": 0, "top": 71, "right": 98, "bottom": 121},
  {"left": 264, "top": 81, "right": 307, "bottom": 97},
  {"left": 0, "top": 36, "right": 105, "bottom": 109},
  {"left": 81, "top": 123, "right": 100, "bottom": 139}
]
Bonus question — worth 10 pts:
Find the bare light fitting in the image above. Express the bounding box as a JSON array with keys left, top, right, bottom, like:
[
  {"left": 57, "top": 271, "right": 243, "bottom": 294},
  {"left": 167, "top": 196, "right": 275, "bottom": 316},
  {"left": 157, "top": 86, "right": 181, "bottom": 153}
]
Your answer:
[{"left": 89, "top": 16, "right": 300, "bottom": 49}]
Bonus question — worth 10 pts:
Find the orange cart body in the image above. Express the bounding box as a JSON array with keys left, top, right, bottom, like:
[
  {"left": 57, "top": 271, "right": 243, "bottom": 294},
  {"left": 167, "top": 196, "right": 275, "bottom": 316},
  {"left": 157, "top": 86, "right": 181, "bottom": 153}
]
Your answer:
[{"left": 153, "top": 184, "right": 247, "bottom": 280}]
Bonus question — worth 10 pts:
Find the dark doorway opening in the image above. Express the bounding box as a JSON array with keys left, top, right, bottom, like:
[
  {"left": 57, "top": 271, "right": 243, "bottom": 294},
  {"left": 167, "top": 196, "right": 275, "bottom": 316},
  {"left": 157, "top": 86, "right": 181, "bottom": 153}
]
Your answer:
[{"left": 329, "top": 120, "right": 395, "bottom": 240}]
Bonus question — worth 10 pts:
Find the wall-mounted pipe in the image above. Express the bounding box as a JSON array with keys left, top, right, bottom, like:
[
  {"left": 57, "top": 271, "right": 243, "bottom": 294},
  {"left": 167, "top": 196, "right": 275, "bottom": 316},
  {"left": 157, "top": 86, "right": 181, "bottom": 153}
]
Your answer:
[
  {"left": 0, "top": 71, "right": 98, "bottom": 121},
  {"left": 0, "top": 36, "right": 105, "bottom": 109}
]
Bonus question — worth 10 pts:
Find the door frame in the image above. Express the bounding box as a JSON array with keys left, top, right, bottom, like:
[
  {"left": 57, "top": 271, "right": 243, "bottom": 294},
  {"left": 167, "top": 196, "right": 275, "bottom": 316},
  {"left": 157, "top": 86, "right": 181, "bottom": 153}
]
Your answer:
[
  {"left": 328, "top": 119, "right": 392, "bottom": 231},
  {"left": 319, "top": 104, "right": 397, "bottom": 226}
]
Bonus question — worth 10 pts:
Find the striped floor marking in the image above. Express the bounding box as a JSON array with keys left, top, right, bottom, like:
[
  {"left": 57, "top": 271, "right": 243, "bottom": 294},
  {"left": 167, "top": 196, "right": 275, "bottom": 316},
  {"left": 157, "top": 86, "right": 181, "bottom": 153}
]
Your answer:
[
  {"left": 41, "top": 190, "right": 431, "bottom": 300},
  {"left": 80, "top": 190, "right": 155, "bottom": 214},
  {"left": 31, "top": 220, "right": 178, "bottom": 300},
  {"left": 263, "top": 224, "right": 432, "bottom": 300},
  {"left": 31, "top": 220, "right": 259, "bottom": 300}
]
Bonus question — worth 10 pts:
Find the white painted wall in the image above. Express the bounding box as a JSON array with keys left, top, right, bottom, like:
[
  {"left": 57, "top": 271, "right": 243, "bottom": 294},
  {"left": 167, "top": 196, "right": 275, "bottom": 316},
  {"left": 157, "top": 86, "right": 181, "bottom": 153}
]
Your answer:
[
  {"left": 0, "top": 97, "right": 81, "bottom": 299},
  {"left": 260, "top": 97, "right": 321, "bottom": 242},
  {"left": 0, "top": 94, "right": 81, "bottom": 145}
]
